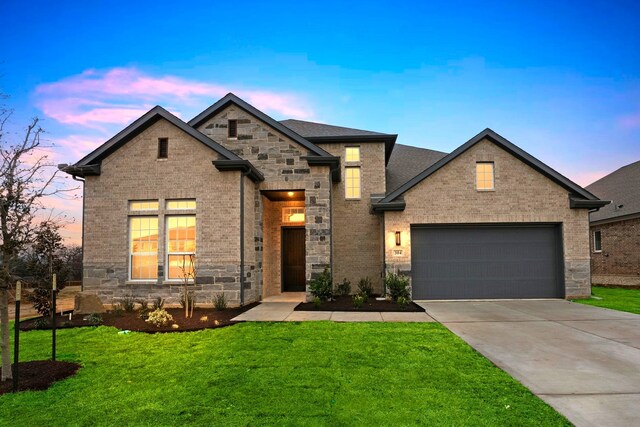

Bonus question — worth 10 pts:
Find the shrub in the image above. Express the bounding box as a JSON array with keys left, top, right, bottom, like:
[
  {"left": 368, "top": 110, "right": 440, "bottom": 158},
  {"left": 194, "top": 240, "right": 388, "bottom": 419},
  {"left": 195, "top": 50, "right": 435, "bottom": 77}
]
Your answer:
[
  {"left": 152, "top": 297, "right": 164, "bottom": 311},
  {"left": 85, "top": 313, "right": 103, "bottom": 326},
  {"left": 336, "top": 278, "right": 351, "bottom": 296},
  {"left": 352, "top": 293, "right": 366, "bottom": 309},
  {"left": 33, "top": 317, "right": 50, "bottom": 329},
  {"left": 357, "top": 277, "right": 373, "bottom": 298},
  {"left": 309, "top": 268, "right": 333, "bottom": 302},
  {"left": 111, "top": 303, "right": 124, "bottom": 316},
  {"left": 180, "top": 291, "right": 196, "bottom": 310},
  {"left": 213, "top": 292, "right": 227, "bottom": 311},
  {"left": 397, "top": 296, "right": 410, "bottom": 309},
  {"left": 146, "top": 308, "right": 174, "bottom": 327},
  {"left": 385, "top": 272, "right": 411, "bottom": 302},
  {"left": 29, "top": 287, "right": 52, "bottom": 317},
  {"left": 121, "top": 294, "right": 136, "bottom": 313},
  {"left": 313, "top": 296, "right": 322, "bottom": 308},
  {"left": 137, "top": 299, "right": 150, "bottom": 319}
]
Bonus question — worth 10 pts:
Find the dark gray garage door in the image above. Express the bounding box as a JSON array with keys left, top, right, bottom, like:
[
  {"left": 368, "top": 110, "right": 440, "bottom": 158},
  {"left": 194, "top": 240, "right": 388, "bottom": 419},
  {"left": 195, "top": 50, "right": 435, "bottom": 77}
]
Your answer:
[{"left": 411, "top": 225, "right": 563, "bottom": 300}]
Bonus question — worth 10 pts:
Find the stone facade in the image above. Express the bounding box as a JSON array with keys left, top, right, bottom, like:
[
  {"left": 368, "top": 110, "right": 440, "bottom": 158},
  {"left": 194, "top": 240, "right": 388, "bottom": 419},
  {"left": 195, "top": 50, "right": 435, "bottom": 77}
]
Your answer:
[
  {"left": 384, "top": 138, "right": 592, "bottom": 299},
  {"left": 590, "top": 217, "right": 640, "bottom": 286},
  {"left": 83, "top": 118, "right": 245, "bottom": 305},
  {"left": 196, "top": 105, "right": 332, "bottom": 300}
]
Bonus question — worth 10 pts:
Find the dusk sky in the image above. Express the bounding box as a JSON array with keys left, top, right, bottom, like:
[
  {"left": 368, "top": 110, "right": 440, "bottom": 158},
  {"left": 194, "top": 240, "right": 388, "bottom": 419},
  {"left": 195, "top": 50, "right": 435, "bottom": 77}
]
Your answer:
[{"left": 1, "top": 0, "right": 639, "bottom": 243}]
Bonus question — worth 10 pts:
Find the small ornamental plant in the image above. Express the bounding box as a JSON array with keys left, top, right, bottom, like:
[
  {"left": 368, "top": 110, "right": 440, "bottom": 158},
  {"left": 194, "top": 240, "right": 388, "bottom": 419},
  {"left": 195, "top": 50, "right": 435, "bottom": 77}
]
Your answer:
[
  {"left": 313, "top": 296, "right": 322, "bottom": 308},
  {"left": 385, "top": 272, "right": 410, "bottom": 302},
  {"left": 357, "top": 277, "right": 373, "bottom": 298},
  {"left": 145, "top": 308, "right": 174, "bottom": 327},
  {"left": 310, "top": 268, "right": 333, "bottom": 302},
  {"left": 336, "top": 278, "right": 351, "bottom": 296},
  {"left": 352, "top": 293, "right": 367, "bottom": 309},
  {"left": 86, "top": 313, "right": 103, "bottom": 326},
  {"left": 213, "top": 292, "right": 227, "bottom": 311}
]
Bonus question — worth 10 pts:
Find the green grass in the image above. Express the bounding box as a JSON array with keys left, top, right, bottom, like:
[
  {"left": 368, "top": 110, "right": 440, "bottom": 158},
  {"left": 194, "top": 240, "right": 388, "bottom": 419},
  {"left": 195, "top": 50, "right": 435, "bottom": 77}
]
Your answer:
[
  {"left": 0, "top": 322, "right": 568, "bottom": 426},
  {"left": 574, "top": 286, "right": 640, "bottom": 315}
]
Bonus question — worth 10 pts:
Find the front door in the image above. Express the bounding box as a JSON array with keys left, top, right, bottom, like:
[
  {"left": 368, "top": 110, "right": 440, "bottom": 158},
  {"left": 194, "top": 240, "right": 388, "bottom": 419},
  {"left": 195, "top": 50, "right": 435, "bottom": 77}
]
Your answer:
[{"left": 282, "top": 227, "right": 306, "bottom": 292}]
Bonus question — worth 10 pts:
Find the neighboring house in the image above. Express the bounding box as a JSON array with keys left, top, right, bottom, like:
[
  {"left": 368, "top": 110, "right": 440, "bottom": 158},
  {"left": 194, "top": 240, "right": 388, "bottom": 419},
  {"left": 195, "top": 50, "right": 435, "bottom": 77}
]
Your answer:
[
  {"left": 586, "top": 160, "right": 640, "bottom": 286},
  {"left": 60, "top": 93, "right": 607, "bottom": 305}
]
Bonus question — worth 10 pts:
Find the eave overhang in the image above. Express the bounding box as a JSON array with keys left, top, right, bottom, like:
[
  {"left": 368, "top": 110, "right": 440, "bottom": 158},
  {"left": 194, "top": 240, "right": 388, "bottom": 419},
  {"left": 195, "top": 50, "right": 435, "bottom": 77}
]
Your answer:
[
  {"left": 372, "top": 199, "right": 406, "bottom": 212},
  {"left": 58, "top": 163, "right": 101, "bottom": 177},
  {"left": 303, "top": 155, "right": 341, "bottom": 182},
  {"left": 569, "top": 196, "right": 610, "bottom": 210},
  {"left": 212, "top": 159, "right": 264, "bottom": 182}
]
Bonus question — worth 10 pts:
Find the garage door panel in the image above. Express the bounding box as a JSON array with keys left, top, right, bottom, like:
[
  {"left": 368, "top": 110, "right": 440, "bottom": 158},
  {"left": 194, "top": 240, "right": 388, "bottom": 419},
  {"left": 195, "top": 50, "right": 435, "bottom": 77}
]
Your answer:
[{"left": 411, "top": 225, "right": 562, "bottom": 300}]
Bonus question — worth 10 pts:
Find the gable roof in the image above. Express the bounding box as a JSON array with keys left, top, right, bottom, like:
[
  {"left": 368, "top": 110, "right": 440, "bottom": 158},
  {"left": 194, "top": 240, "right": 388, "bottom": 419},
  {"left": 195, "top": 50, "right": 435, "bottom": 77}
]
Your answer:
[
  {"left": 378, "top": 128, "right": 604, "bottom": 206},
  {"left": 280, "top": 118, "right": 398, "bottom": 164},
  {"left": 386, "top": 144, "right": 448, "bottom": 194},
  {"left": 73, "top": 105, "right": 241, "bottom": 167},
  {"left": 586, "top": 160, "right": 640, "bottom": 222},
  {"left": 188, "top": 93, "right": 333, "bottom": 158}
]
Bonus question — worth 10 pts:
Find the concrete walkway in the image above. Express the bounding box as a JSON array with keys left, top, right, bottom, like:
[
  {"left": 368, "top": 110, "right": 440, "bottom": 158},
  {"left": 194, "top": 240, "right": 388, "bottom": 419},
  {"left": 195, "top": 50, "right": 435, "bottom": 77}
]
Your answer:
[
  {"left": 418, "top": 300, "right": 640, "bottom": 427},
  {"left": 231, "top": 302, "right": 434, "bottom": 322}
]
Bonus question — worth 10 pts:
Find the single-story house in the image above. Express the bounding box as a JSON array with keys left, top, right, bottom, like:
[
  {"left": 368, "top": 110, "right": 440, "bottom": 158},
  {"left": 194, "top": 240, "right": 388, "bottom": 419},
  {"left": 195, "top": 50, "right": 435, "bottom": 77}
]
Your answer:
[
  {"left": 586, "top": 160, "right": 640, "bottom": 287},
  {"left": 60, "top": 93, "right": 608, "bottom": 304}
]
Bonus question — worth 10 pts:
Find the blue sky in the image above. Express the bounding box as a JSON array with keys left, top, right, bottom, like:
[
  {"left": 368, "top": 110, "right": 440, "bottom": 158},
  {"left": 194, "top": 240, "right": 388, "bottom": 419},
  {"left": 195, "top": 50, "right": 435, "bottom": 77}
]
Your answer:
[{"left": 1, "top": 0, "right": 639, "bottom": 241}]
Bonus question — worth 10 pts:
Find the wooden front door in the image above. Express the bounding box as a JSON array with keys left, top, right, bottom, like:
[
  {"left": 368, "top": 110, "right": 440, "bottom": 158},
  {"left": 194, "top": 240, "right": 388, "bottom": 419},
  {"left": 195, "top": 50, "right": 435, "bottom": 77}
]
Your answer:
[{"left": 282, "top": 227, "right": 306, "bottom": 292}]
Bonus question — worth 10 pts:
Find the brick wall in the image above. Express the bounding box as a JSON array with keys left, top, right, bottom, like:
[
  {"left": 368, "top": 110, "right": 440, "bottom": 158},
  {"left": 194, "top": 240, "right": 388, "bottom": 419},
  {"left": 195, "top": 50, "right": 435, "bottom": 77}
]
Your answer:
[
  {"left": 320, "top": 142, "right": 386, "bottom": 293},
  {"left": 590, "top": 217, "right": 640, "bottom": 286},
  {"left": 384, "top": 138, "right": 592, "bottom": 298},
  {"left": 83, "top": 118, "right": 244, "bottom": 305}
]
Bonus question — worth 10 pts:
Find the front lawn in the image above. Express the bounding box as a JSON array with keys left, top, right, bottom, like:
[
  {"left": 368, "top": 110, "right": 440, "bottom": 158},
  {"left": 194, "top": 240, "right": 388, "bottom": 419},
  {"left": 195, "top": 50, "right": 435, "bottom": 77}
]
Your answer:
[
  {"left": 574, "top": 286, "right": 640, "bottom": 315},
  {"left": 0, "top": 322, "right": 568, "bottom": 426}
]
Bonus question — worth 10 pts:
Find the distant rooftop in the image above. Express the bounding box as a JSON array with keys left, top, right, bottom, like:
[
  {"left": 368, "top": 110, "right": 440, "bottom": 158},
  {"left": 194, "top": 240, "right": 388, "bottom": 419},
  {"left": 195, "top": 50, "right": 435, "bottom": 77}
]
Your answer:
[
  {"left": 386, "top": 144, "right": 448, "bottom": 194},
  {"left": 586, "top": 160, "right": 640, "bottom": 222},
  {"left": 280, "top": 119, "right": 390, "bottom": 138}
]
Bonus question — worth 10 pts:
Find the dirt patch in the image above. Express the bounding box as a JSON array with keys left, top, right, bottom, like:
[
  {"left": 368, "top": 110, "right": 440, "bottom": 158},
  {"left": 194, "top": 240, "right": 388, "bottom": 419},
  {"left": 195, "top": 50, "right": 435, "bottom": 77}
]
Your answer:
[
  {"left": 19, "top": 303, "right": 259, "bottom": 333},
  {"left": 0, "top": 361, "right": 81, "bottom": 395},
  {"left": 295, "top": 296, "right": 425, "bottom": 312}
]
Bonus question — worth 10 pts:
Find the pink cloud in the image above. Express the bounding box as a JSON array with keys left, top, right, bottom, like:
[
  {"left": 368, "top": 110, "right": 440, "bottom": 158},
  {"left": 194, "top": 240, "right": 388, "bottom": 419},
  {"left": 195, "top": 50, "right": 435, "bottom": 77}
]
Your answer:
[
  {"left": 618, "top": 112, "right": 640, "bottom": 130},
  {"left": 569, "top": 170, "right": 609, "bottom": 187},
  {"left": 35, "top": 67, "right": 314, "bottom": 128}
]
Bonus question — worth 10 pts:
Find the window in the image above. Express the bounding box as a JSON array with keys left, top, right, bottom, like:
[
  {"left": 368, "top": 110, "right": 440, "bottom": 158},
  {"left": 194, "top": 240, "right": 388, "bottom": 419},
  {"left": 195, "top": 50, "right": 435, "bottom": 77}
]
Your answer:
[
  {"left": 129, "top": 200, "right": 159, "bottom": 211},
  {"left": 158, "top": 138, "right": 168, "bottom": 159},
  {"left": 345, "top": 146, "right": 360, "bottom": 162},
  {"left": 283, "top": 207, "right": 305, "bottom": 223},
  {"left": 129, "top": 217, "right": 158, "bottom": 280},
  {"left": 166, "top": 216, "right": 196, "bottom": 280},
  {"left": 228, "top": 119, "right": 238, "bottom": 138},
  {"left": 345, "top": 167, "right": 361, "bottom": 199},
  {"left": 593, "top": 230, "right": 602, "bottom": 252},
  {"left": 166, "top": 199, "right": 196, "bottom": 210},
  {"left": 476, "top": 162, "right": 494, "bottom": 190}
]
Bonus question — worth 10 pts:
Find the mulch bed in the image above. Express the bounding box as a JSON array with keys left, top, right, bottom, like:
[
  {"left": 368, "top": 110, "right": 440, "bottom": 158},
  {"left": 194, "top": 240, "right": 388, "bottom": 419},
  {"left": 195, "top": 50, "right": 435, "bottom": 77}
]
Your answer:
[
  {"left": 295, "top": 295, "right": 425, "bottom": 312},
  {"left": 19, "top": 303, "right": 259, "bottom": 333},
  {"left": 0, "top": 361, "right": 81, "bottom": 395}
]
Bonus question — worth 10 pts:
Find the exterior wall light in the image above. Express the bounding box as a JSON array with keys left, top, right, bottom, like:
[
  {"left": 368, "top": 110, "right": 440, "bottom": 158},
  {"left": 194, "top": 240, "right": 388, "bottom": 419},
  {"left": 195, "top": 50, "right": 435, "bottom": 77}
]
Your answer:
[{"left": 395, "top": 231, "right": 401, "bottom": 246}]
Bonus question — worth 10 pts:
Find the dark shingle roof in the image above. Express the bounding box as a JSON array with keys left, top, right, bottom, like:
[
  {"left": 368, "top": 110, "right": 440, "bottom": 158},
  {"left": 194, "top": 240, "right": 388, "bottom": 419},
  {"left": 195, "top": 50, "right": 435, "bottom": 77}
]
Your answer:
[
  {"left": 386, "top": 144, "right": 448, "bottom": 194},
  {"left": 279, "top": 119, "right": 388, "bottom": 138},
  {"left": 586, "top": 160, "right": 640, "bottom": 222}
]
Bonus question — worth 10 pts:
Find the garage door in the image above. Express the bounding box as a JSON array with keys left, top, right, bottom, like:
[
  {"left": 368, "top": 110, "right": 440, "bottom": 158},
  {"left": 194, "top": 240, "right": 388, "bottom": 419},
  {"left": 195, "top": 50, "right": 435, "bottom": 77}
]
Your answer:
[{"left": 411, "top": 225, "right": 563, "bottom": 300}]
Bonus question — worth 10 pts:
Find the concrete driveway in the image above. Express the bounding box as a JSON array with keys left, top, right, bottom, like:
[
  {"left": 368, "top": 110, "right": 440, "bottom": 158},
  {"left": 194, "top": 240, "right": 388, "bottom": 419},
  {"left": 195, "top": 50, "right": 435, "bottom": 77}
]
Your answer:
[{"left": 418, "top": 300, "right": 640, "bottom": 427}]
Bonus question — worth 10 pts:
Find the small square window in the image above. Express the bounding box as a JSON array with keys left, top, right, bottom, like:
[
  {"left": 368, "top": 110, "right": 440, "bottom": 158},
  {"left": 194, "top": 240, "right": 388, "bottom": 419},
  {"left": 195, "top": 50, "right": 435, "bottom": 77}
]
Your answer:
[
  {"left": 158, "top": 138, "right": 168, "bottom": 159},
  {"left": 228, "top": 120, "right": 238, "bottom": 138},
  {"left": 593, "top": 231, "right": 602, "bottom": 252},
  {"left": 345, "top": 147, "right": 360, "bottom": 162},
  {"left": 476, "top": 162, "right": 494, "bottom": 190}
]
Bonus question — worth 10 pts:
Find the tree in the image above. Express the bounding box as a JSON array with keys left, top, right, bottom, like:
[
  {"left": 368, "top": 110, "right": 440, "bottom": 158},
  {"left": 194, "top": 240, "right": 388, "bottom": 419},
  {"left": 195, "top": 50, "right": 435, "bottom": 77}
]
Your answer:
[{"left": 0, "top": 100, "right": 76, "bottom": 381}]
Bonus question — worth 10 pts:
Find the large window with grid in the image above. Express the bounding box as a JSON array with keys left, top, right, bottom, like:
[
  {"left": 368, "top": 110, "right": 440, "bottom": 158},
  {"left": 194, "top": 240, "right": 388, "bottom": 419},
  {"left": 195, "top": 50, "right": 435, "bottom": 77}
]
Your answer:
[
  {"left": 129, "top": 217, "right": 158, "bottom": 280},
  {"left": 166, "top": 216, "right": 196, "bottom": 280},
  {"left": 476, "top": 162, "right": 495, "bottom": 190},
  {"left": 345, "top": 167, "right": 361, "bottom": 199}
]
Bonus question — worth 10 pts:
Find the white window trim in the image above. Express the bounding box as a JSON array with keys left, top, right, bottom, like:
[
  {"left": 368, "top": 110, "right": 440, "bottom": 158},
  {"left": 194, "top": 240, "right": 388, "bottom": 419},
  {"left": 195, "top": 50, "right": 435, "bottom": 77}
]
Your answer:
[
  {"left": 345, "top": 166, "right": 361, "bottom": 200},
  {"left": 165, "top": 215, "right": 196, "bottom": 282},
  {"left": 128, "top": 216, "right": 158, "bottom": 282},
  {"left": 593, "top": 230, "right": 602, "bottom": 253},
  {"left": 476, "top": 162, "right": 495, "bottom": 191}
]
